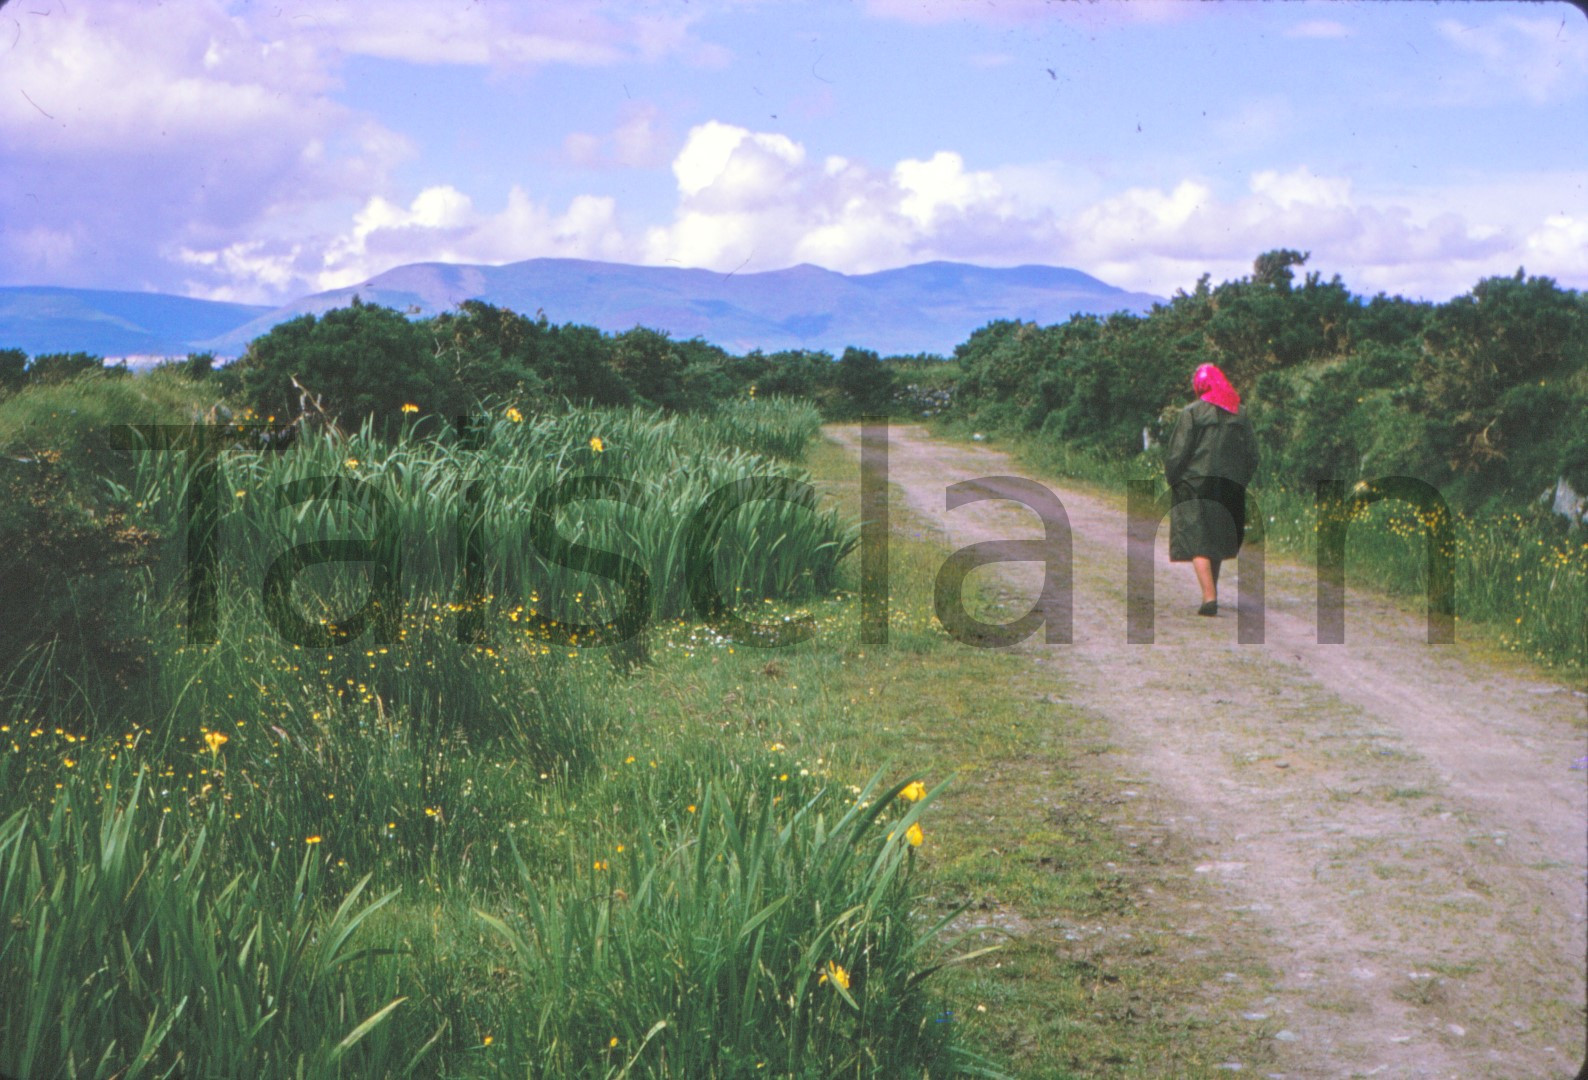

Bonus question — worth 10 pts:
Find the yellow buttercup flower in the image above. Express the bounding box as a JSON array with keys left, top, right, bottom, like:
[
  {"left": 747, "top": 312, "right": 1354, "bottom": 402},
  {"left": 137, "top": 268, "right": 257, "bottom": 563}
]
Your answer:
[
  {"left": 818, "top": 961, "right": 850, "bottom": 989},
  {"left": 305, "top": 835, "right": 323, "bottom": 845},
  {"left": 609, "top": 1037, "right": 619, "bottom": 1048},
  {"left": 505, "top": 406, "right": 524, "bottom": 423},
  {"left": 344, "top": 457, "right": 360, "bottom": 469},
  {"left": 590, "top": 436, "right": 605, "bottom": 453},
  {"left": 900, "top": 781, "right": 926, "bottom": 802}
]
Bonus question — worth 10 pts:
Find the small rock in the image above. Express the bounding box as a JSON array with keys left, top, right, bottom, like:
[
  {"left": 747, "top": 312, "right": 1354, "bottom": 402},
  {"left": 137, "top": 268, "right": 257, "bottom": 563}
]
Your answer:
[
  {"left": 1274, "top": 761, "right": 1290, "bottom": 769},
  {"left": 1241, "top": 1012, "right": 1269, "bottom": 1021},
  {"left": 1446, "top": 1023, "right": 1465, "bottom": 1037},
  {"left": 1214, "top": 1065, "right": 1243, "bottom": 1072},
  {"left": 1273, "top": 1029, "right": 1298, "bottom": 1042}
]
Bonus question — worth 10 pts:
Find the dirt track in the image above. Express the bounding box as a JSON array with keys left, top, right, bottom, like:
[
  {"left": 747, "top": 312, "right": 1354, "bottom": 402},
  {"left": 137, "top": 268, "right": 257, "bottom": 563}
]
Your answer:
[{"left": 829, "top": 424, "right": 1587, "bottom": 1080}]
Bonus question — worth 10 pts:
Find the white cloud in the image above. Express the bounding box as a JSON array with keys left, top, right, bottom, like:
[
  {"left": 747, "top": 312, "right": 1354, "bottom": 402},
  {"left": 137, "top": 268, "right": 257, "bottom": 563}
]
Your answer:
[
  {"left": 641, "top": 122, "right": 1045, "bottom": 274},
  {"left": 1062, "top": 167, "right": 1531, "bottom": 298},
  {"left": 176, "top": 119, "right": 1588, "bottom": 305},
  {"left": 306, "top": 187, "right": 626, "bottom": 291},
  {"left": 1524, "top": 215, "right": 1588, "bottom": 280},
  {"left": 895, "top": 151, "right": 1004, "bottom": 227},
  {"left": 671, "top": 122, "right": 806, "bottom": 202},
  {"left": 1250, "top": 167, "right": 1351, "bottom": 211},
  {"left": 0, "top": 0, "right": 409, "bottom": 295}
]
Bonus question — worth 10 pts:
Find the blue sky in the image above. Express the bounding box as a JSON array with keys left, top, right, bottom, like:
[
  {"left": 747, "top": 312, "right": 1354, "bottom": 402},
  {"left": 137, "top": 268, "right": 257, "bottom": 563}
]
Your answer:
[{"left": 2, "top": 0, "right": 1584, "bottom": 304}]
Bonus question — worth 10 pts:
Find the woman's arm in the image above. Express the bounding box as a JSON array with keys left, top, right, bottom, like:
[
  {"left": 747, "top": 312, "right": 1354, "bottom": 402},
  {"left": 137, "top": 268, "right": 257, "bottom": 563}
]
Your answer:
[{"left": 1163, "top": 406, "right": 1195, "bottom": 487}]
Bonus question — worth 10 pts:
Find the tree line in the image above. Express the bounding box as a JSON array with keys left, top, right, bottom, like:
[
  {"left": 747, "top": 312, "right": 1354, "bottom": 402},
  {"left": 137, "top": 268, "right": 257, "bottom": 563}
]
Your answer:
[
  {"left": 4, "top": 251, "right": 1583, "bottom": 513},
  {"left": 949, "top": 251, "right": 1587, "bottom": 513}
]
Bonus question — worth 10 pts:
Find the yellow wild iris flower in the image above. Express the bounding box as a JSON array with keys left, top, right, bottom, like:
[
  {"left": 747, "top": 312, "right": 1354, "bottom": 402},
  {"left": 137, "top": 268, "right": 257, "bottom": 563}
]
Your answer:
[
  {"left": 899, "top": 781, "right": 926, "bottom": 802},
  {"left": 590, "top": 436, "right": 605, "bottom": 453},
  {"left": 203, "top": 730, "right": 229, "bottom": 753},
  {"left": 400, "top": 402, "right": 419, "bottom": 414},
  {"left": 818, "top": 961, "right": 850, "bottom": 989},
  {"left": 505, "top": 406, "right": 524, "bottom": 423}
]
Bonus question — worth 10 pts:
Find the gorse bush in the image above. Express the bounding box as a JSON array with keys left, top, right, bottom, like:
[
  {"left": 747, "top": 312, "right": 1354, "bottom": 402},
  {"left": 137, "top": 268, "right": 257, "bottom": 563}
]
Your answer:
[{"left": 951, "top": 258, "right": 1587, "bottom": 515}]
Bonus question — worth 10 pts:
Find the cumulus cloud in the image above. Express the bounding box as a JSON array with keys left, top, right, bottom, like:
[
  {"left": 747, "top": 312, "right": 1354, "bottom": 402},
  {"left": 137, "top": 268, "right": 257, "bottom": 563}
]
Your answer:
[
  {"left": 639, "top": 122, "right": 1050, "bottom": 273},
  {"left": 0, "top": 1, "right": 401, "bottom": 295},
  {"left": 1064, "top": 166, "right": 1526, "bottom": 298},
  {"left": 173, "top": 119, "right": 1588, "bottom": 304},
  {"left": 0, "top": 0, "right": 731, "bottom": 299},
  {"left": 1523, "top": 215, "right": 1588, "bottom": 280},
  {"left": 175, "top": 185, "right": 629, "bottom": 296}
]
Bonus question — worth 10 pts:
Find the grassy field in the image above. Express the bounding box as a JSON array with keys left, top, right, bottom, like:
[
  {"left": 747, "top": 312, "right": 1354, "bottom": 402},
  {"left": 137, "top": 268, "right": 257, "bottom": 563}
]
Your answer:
[{"left": 0, "top": 383, "right": 1295, "bottom": 1077}]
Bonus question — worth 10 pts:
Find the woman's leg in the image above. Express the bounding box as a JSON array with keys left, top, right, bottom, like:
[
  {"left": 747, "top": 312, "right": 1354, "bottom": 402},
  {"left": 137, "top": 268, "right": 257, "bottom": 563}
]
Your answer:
[
  {"left": 1192, "top": 556, "right": 1217, "bottom": 604},
  {"left": 1210, "top": 558, "right": 1222, "bottom": 587}
]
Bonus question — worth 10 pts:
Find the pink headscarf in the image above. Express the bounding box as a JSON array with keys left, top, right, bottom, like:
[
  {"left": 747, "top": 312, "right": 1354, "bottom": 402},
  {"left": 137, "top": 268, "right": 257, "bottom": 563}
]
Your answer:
[{"left": 1193, "top": 363, "right": 1241, "bottom": 414}]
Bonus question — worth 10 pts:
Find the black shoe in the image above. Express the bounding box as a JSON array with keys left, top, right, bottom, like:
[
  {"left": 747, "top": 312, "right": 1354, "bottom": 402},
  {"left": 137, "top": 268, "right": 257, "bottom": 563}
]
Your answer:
[{"left": 1197, "top": 600, "right": 1218, "bottom": 617}]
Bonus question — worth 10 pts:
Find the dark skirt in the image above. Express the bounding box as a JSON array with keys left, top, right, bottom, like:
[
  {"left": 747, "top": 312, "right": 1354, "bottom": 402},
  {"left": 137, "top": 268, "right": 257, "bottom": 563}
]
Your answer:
[{"left": 1169, "top": 476, "right": 1248, "bottom": 562}]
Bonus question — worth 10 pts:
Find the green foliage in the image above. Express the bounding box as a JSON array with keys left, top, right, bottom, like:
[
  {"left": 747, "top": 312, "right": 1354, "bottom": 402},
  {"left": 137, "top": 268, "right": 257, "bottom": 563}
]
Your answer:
[
  {"left": 0, "top": 348, "right": 25, "bottom": 394},
  {"left": 831, "top": 347, "right": 897, "bottom": 419},
  {"left": 0, "top": 764, "right": 424, "bottom": 1080},
  {"left": 180, "top": 350, "right": 217, "bottom": 381},
  {"left": 476, "top": 771, "right": 974, "bottom": 1077},
  {"left": 0, "top": 383, "right": 988, "bottom": 1076},
  {"left": 949, "top": 256, "right": 1587, "bottom": 516},
  {"left": 27, "top": 351, "right": 109, "bottom": 385},
  {"left": 1251, "top": 248, "right": 1309, "bottom": 290},
  {"left": 1410, "top": 269, "right": 1588, "bottom": 505},
  {"left": 230, "top": 299, "right": 438, "bottom": 432}
]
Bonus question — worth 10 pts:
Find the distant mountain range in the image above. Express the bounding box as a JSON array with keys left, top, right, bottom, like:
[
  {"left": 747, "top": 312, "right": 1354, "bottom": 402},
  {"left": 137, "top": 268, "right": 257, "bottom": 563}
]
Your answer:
[{"left": 0, "top": 258, "right": 1164, "bottom": 360}]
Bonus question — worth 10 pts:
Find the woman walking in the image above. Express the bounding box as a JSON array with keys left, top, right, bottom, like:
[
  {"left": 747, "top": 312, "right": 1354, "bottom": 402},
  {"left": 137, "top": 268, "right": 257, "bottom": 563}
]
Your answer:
[{"left": 1164, "top": 363, "right": 1259, "bottom": 616}]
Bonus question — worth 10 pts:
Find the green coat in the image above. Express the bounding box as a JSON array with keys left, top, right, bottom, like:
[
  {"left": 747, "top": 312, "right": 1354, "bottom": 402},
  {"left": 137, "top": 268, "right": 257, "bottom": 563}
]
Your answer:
[{"left": 1163, "top": 399, "right": 1259, "bottom": 562}]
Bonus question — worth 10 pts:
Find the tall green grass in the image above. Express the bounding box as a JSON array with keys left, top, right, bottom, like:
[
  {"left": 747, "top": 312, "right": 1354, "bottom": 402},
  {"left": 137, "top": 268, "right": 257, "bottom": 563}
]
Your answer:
[
  {"left": 125, "top": 404, "right": 855, "bottom": 637},
  {"left": 2, "top": 393, "right": 991, "bottom": 1077},
  {"left": 474, "top": 771, "right": 990, "bottom": 1077},
  {"left": 0, "top": 760, "right": 433, "bottom": 1080}
]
